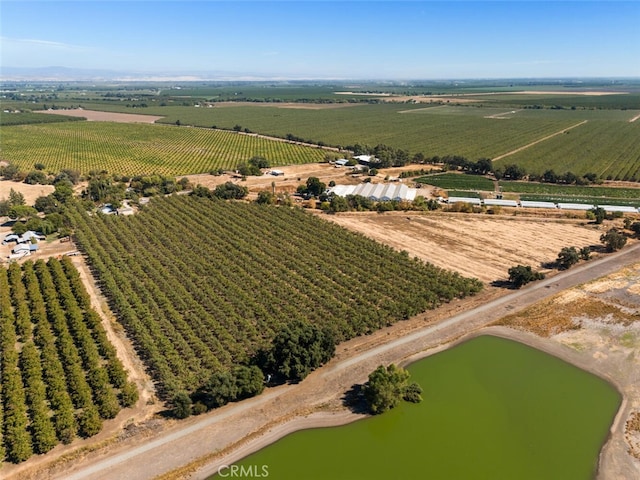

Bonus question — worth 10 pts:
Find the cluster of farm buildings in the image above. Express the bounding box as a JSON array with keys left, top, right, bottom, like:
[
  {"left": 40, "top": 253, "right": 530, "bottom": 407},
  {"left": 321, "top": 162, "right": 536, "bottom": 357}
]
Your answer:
[
  {"left": 326, "top": 185, "right": 640, "bottom": 213},
  {"left": 2, "top": 231, "right": 45, "bottom": 259}
]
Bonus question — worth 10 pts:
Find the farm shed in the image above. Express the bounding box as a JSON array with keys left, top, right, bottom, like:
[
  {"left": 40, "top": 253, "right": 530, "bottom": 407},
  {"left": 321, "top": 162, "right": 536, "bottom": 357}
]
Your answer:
[
  {"left": 2, "top": 234, "right": 19, "bottom": 244},
  {"left": 484, "top": 199, "right": 519, "bottom": 207},
  {"left": 447, "top": 196, "right": 482, "bottom": 206},
  {"left": 557, "top": 203, "right": 595, "bottom": 211},
  {"left": 600, "top": 205, "right": 639, "bottom": 213},
  {"left": 520, "top": 200, "right": 557, "bottom": 209},
  {"left": 13, "top": 244, "right": 32, "bottom": 254},
  {"left": 354, "top": 155, "right": 374, "bottom": 165},
  {"left": 17, "top": 231, "right": 45, "bottom": 244}
]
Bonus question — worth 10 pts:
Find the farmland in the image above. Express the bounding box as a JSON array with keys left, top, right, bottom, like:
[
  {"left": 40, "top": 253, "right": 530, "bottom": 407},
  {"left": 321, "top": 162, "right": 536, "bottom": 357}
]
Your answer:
[
  {"left": 323, "top": 213, "right": 604, "bottom": 282},
  {"left": 494, "top": 120, "right": 640, "bottom": 180},
  {"left": 416, "top": 173, "right": 495, "bottom": 191},
  {"left": 0, "top": 258, "right": 137, "bottom": 463},
  {"left": 67, "top": 197, "right": 482, "bottom": 398},
  {"left": 3, "top": 82, "right": 640, "bottom": 180},
  {"left": 415, "top": 173, "right": 640, "bottom": 206},
  {"left": 149, "top": 103, "right": 578, "bottom": 160},
  {"left": 0, "top": 122, "right": 326, "bottom": 176}
]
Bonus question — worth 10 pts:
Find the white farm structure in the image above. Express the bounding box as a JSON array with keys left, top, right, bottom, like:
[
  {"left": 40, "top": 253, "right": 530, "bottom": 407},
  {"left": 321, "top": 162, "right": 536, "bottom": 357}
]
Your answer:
[{"left": 328, "top": 183, "right": 418, "bottom": 202}]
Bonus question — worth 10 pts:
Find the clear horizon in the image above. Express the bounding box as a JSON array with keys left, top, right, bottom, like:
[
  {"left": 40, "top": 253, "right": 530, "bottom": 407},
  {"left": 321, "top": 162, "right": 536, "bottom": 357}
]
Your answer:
[{"left": 1, "top": 1, "right": 639, "bottom": 80}]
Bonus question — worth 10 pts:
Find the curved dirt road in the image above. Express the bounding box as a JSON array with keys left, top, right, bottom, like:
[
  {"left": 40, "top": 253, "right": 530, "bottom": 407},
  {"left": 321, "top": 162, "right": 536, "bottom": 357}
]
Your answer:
[{"left": 52, "top": 242, "right": 640, "bottom": 480}]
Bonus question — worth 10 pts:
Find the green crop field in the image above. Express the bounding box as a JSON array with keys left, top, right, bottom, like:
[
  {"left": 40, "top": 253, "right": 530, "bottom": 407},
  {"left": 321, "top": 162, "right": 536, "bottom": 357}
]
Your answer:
[
  {"left": 6, "top": 82, "right": 639, "bottom": 181},
  {"left": 494, "top": 120, "right": 640, "bottom": 181},
  {"left": 0, "top": 258, "right": 137, "bottom": 463},
  {"left": 415, "top": 173, "right": 495, "bottom": 191},
  {"left": 517, "top": 195, "right": 640, "bottom": 207},
  {"left": 0, "top": 122, "right": 326, "bottom": 176},
  {"left": 148, "top": 103, "right": 577, "bottom": 159},
  {"left": 0, "top": 111, "right": 84, "bottom": 126},
  {"left": 68, "top": 197, "right": 482, "bottom": 399},
  {"left": 500, "top": 181, "right": 640, "bottom": 199}
]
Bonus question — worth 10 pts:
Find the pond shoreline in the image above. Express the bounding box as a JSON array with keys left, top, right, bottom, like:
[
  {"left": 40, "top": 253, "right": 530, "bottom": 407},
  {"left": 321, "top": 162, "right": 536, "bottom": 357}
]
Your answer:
[{"left": 194, "top": 326, "right": 632, "bottom": 480}]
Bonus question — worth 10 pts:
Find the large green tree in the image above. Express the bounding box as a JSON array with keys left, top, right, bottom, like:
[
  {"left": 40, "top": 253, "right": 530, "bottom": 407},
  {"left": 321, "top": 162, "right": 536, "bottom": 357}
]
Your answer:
[
  {"left": 363, "top": 364, "right": 422, "bottom": 415},
  {"left": 508, "top": 265, "right": 545, "bottom": 288},
  {"left": 556, "top": 246, "right": 580, "bottom": 270},
  {"left": 600, "top": 229, "right": 627, "bottom": 252},
  {"left": 266, "top": 319, "right": 335, "bottom": 381}
]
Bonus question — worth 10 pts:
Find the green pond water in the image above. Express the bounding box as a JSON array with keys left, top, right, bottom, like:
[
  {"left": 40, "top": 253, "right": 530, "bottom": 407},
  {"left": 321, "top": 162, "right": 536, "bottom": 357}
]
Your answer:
[{"left": 220, "top": 335, "right": 621, "bottom": 480}]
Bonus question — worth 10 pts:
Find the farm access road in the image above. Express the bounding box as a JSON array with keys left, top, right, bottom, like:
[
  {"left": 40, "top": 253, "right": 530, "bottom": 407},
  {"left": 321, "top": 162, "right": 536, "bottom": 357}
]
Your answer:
[{"left": 52, "top": 242, "right": 640, "bottom": 480}]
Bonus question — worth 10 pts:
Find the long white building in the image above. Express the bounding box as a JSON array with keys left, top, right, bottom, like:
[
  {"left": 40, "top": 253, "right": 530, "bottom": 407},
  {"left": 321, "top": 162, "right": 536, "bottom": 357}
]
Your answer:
[{"left": 328, "top": 183, "right": 418, "bottom": 202}]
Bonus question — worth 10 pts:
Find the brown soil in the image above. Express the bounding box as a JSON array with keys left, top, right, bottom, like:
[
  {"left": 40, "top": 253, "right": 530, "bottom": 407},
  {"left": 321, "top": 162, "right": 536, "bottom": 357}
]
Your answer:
[
  {"left": 322, "top": 211, "right": 607, "bottom": 283},
  {"left": 0, "top": 180, "right": 54, "bottom": 206},
  {"left": 37, "top": 109, "right": 164, "bottom": 123}
]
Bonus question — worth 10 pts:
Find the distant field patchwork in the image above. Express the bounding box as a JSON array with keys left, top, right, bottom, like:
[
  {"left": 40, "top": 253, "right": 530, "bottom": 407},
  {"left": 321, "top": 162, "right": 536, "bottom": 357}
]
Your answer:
[{"left": 0, "top": 122, "right": 326, "bottom": 176}]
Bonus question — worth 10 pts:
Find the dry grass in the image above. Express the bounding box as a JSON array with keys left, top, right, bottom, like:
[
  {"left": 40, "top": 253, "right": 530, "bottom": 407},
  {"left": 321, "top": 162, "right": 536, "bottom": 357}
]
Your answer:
[
  {"left": 625, "top": 411, "right": 640, "bottom": 459},
  {"left": 324, "top": 212, "right": 604, "bottom": 283},
  {"left": 0, "top": 180, "right": 54, "bottom": 206},
  {"left": 495, "top": 290, "right": 639, "bottom": 336}
]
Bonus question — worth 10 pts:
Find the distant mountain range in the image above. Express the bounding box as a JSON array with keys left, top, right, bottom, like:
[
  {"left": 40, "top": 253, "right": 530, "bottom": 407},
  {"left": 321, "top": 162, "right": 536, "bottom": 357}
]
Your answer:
[{"left": 0, "top": 66, "right": 346, "bottom": 82}]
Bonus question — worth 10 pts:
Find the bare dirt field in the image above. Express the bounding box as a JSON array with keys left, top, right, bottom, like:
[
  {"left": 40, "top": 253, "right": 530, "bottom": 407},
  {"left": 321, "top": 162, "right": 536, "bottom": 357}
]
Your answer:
[
  {"left": 37, "top": 109, "right": 164, "bottom": 123},
  {"left": 322, "top": 211, "right": 610, "bottom": 283},
  {"left": 0, "top": 180, "right": 54, "bottom": 205}
]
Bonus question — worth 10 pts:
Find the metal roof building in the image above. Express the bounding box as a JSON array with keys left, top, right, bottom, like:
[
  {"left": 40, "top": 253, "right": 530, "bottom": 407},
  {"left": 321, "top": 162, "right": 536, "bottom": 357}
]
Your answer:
[
  {"left": 520, "top": 200, "right": 557, "bottom": 209},
  {"left": 484, "top": 198, "right": 519, "bottom": 207},
  {"left": 328, "top": 183, "right": 418, "bottom": 202},
  {"left": 557, "top": 203, "right": 595, "bottom": 211},
  {"left": 447, "top": 196, "right": 482, "bottom": 205},
  {"left": 600, "top": 205, "right": 639, "bottom": 213}
]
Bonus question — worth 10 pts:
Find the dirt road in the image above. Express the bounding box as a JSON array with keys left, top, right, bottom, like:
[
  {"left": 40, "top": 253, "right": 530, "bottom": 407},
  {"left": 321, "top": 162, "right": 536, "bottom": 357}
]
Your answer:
[
  {"left": 49, "top": 242, "right": 640, "bottom": 480},
  {"left": 492, "top": 120, "right": 588, "bottom": 162}
]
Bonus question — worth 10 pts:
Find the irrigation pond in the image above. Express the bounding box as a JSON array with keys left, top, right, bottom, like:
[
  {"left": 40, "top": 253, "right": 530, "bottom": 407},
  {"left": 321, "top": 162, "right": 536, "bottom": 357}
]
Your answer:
[{"left": 222, "top": 335, "right": 620, "bottom": 480}]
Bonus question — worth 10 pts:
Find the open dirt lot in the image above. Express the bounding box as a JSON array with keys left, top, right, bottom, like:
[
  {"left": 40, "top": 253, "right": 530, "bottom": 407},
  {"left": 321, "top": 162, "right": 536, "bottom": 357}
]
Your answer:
[
  {"left": 0, "top": 180, "right": 54, "bottom": 205},
  {"left": 323, "top": 211, "right": 610, "bottom": 283},
  {"left": 184, "top": 163, "right": 439, "bottom": 198},
  {"left": 37, "top": 109, "right": 164, "bottom": 123}
]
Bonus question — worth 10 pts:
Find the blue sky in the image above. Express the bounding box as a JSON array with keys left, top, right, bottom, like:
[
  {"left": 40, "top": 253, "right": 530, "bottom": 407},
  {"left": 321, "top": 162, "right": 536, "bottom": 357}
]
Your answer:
[{"left": 1, "top": 1, "right": 639, "bottom": 79}]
